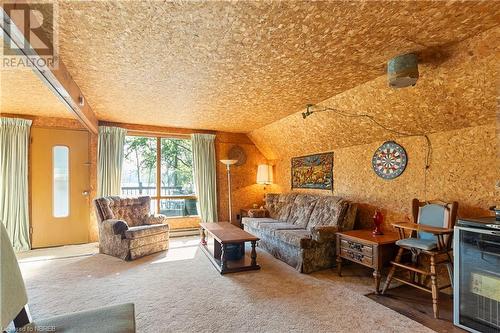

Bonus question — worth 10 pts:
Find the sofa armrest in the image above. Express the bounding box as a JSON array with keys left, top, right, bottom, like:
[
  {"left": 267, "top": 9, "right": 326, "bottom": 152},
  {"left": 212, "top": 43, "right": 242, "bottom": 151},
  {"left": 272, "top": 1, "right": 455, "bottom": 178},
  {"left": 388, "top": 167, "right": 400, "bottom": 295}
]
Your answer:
[
  {"left": 311, "top": 226, "right": 339, "bottom": 242},
  {"left": 247, "top": 209, "right": 268, "bottom": 218},
  {"left": 102, "top": 219, "right": 129, "bottom": 235},
  {"left": 145, "top": 214, "right": 168, "bottom": 225}
]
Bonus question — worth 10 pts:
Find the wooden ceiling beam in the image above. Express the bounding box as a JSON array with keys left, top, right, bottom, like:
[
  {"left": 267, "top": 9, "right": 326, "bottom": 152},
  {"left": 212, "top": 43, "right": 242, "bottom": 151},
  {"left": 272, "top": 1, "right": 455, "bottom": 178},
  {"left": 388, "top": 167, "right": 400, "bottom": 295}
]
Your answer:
[{"left": 0, "top": 1, "right": 98, "bottom": 134}]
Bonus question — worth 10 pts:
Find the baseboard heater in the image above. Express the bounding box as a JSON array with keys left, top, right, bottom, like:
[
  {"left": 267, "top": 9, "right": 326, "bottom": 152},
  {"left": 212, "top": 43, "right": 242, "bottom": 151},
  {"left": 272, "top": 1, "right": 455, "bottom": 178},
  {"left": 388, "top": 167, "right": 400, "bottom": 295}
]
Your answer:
[{"left": 169, "top": 228, "right": 199, "bottom": 237}]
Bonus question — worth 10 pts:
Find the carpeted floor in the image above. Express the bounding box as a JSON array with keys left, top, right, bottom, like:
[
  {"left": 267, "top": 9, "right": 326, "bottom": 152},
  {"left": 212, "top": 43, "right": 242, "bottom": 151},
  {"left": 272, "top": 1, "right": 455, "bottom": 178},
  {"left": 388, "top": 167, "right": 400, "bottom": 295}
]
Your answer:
[{"left": 18, "top": 238, "right": 434, "bottom": 333}]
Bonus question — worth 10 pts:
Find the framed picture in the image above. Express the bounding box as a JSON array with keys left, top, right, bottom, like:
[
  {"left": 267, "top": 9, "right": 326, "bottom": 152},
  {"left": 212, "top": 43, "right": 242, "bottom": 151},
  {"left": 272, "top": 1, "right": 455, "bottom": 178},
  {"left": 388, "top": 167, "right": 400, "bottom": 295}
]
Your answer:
[{"left": 291, "top": 152, "right": 333, "bottom": 190}]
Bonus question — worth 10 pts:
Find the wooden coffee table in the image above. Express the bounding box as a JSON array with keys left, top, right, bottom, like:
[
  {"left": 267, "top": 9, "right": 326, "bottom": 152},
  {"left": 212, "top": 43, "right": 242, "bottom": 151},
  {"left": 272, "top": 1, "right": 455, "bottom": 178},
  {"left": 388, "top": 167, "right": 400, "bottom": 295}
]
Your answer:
[{"left": 199, "top": 222, "right": 260, "bottom": 274}]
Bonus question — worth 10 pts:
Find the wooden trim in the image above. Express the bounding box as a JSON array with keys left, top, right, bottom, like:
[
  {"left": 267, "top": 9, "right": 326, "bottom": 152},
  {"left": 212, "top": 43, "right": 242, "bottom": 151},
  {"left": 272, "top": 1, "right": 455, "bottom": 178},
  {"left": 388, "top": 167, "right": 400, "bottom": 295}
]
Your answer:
[
  {"left": 0, "top": 114, "right": 85, "bottom": 130},
  {"left": 1, "top": 3, "right": 98, "bottom": 134},
  {"left": 99, "top": 121, "right": 215, "bottom": 137},
  {"left": 127, "top": 130, "right": 190, "bottom": 139}
]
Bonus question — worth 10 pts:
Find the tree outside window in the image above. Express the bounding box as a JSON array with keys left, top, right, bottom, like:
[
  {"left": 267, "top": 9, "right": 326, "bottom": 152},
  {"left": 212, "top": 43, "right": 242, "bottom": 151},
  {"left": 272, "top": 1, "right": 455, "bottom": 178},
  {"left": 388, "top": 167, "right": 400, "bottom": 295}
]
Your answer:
[{"left": 121, "top": 135, "right": 197, "bottom": 217}]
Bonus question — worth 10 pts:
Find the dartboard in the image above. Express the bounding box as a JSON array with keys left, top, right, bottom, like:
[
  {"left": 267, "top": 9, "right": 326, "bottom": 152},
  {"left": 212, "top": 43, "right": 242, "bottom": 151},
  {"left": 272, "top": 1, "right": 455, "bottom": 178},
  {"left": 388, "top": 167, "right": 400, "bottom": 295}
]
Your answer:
[{"left": 371, "top": 141, "right": 407, "bottom": 179}]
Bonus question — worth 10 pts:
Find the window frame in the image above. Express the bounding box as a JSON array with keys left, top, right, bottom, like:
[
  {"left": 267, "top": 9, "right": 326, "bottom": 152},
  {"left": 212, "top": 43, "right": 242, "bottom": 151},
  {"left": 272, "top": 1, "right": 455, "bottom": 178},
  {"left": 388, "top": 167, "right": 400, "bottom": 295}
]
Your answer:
[{"left": 124, "top": 132, "right": 197, "bottom": 216}]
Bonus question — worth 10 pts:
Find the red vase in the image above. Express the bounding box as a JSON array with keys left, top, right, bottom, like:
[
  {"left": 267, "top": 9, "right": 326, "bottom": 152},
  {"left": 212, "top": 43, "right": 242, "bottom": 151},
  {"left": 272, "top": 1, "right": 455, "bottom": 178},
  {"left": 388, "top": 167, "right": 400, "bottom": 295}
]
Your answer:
[{"left": 373, "top": 210, "right": 384, "bottom": 235}]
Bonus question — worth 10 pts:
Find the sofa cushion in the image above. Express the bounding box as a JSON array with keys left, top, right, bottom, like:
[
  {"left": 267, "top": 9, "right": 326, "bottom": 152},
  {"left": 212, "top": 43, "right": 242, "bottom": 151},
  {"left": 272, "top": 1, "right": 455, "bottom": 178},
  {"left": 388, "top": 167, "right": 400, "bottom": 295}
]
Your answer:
[
  {"left": 258, "top": 222, "right": 303, "bottom": 234},
  {"left": 265, "top": 193, "right": 297, "bottom": 220},
  {"left": 242, "top": 217, "right": 279, "bottom": 230},
  {"left": 274, "top": 229, "right": 314, "bottom": 249},
  {"left": 108, "top": 196, "right": 151, "bottom": 227},
  {"left": 287, "top": 195, "right": 319, "bottom": 228},
  {"left": 124, "top": 224, "right": 169, "bottom": 239},
  {"left": 306, "top": 196, "right": 349, "bottom": 231}
]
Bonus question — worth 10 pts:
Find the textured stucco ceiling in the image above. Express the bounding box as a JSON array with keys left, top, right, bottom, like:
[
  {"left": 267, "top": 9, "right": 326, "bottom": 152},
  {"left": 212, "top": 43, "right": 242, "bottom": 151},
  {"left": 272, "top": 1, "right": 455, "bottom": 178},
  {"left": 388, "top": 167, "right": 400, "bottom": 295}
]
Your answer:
[
  {"left": 0, "top": 69, "right": 75, "bottom": 119},
  {"left": 0, "top": 35, "right": 74, "bottom": 119},
  {"left": 248, "top": 28, "right": 499, "bottom": 159},
  {"left": 46, "top": 0, "right": 498, "bottom": 132}
]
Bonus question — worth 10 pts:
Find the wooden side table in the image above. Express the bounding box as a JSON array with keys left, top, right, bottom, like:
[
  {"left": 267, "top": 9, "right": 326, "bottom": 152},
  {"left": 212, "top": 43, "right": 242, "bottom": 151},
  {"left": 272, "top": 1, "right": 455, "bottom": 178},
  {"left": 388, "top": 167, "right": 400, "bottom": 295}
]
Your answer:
[{"left": 336, "top": 229, "right": 399, "bottom": 293}]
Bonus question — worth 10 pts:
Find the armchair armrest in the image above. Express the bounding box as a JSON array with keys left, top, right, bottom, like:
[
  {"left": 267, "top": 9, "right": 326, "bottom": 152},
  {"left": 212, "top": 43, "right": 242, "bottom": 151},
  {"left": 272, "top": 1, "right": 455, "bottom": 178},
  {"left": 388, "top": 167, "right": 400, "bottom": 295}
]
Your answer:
[
  {"left": 145, "top": 214, "right": 168, "bottom": 225},
  {"left": 311, "top": 226, "right": 339, "bottom": 242},
  {"left": 391, "top": 222, "right": 454, "bottom": 235},
  {"left": 102, "top": 219, "right": 129, "bottom": 235}
]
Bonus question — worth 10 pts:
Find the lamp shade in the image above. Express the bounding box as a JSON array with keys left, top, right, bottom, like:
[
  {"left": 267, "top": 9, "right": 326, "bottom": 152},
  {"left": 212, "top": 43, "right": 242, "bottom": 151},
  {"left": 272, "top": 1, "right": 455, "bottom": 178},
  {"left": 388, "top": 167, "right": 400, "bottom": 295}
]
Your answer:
[
  {"left": 256, "top": 164, "right": 273, "bottom": 185},
  {"left": 220, "top": 159, "right": 238, "bottom": 165},
  {"left": 387, "top": 53, "right": 419, "bottom": 88}
]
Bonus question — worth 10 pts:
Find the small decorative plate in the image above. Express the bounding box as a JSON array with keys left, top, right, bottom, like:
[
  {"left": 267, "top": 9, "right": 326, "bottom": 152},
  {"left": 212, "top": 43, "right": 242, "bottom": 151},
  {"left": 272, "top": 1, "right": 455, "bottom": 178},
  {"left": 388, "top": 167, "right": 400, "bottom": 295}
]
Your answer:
[
  {"left": 228, "top": 145, "right": 247, "bottom": 166},
  {"left": 372, "top": 141, "right": 407, "bottom": 179}
]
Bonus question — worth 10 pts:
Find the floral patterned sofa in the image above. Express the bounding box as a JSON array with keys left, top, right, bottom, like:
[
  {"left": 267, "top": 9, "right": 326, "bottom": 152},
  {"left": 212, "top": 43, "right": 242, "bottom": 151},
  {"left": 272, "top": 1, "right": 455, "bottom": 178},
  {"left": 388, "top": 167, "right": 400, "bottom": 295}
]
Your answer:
[
  {"left": 242, "top": 193, "right": 357, "bottom": 273},
  {"left": 94, "top": 196, "right": 169, "bottom": 260}
]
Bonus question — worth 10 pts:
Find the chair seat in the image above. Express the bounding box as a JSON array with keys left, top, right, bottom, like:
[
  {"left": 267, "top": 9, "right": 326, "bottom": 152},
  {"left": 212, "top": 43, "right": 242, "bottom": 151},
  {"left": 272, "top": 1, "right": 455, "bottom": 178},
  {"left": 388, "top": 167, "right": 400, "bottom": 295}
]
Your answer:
[
  {"left": 125, "top": 224, "right": 169, "bottom": 239},
  {"left": 23, "top": 303, "right": 135, "bottom": 333},
  {"left": 396, "top": 237, "right": 437, "bottom": 251}
]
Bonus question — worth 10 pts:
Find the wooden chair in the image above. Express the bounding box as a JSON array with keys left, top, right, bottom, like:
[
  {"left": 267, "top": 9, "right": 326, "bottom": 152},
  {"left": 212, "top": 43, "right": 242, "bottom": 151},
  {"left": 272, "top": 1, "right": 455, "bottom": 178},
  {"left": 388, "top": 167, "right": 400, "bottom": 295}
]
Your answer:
[
  {"left": 0, "top": 223, "right": 136, "bottom": 332},
  {"left": 381, "top": 198, "right": 458, "bottom": 319}
]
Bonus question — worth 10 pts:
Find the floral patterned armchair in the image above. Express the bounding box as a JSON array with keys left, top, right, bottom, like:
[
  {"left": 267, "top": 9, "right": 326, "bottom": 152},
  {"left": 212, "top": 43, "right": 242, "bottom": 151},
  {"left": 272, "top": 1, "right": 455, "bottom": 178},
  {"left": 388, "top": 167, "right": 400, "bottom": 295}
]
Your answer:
[{"left": 94, "top": 196, "right": 169, "bottom": 260}]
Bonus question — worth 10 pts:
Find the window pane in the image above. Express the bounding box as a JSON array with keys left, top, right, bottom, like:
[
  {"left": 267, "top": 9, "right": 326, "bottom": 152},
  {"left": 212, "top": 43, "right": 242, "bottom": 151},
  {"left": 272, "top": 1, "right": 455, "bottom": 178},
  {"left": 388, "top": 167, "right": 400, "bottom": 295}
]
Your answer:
[
  {"left": 160, "top": 138, "right": 194, "bottom": 196},
  {"left": 159, "top": 198, "right": 198, "bottom": 217},
  {"left": 150, "top": 199, "right": 157, "bottom": 214},
  {"left": 53, "top": 146, "right": 69, "bottom": 218},
  {"left": 121, "top": 136, "right": 157, "bottom": 197}
]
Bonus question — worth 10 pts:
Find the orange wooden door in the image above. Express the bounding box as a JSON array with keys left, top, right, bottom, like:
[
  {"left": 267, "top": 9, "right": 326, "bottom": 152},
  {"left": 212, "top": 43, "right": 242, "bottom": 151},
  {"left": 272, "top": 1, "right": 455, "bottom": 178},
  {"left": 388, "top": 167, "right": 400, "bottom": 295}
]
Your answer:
[{"left": 31, "top": 128, "right": 90, "bottom": 248}]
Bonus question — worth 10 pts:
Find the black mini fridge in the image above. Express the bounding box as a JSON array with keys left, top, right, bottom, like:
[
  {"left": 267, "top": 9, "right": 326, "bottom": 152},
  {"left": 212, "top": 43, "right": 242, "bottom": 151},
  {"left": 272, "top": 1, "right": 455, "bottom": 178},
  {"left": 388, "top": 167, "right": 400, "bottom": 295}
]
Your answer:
[{"left": 454, "top": 217, "right": 500, "bottom": 333}]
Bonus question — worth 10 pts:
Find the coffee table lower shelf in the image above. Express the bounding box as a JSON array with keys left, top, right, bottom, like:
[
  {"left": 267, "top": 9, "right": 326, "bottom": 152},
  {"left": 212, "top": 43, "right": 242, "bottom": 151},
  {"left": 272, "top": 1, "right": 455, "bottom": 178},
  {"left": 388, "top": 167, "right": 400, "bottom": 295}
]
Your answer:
[{"left": 199, "top": 242, "right": 260, "bottom": 274}]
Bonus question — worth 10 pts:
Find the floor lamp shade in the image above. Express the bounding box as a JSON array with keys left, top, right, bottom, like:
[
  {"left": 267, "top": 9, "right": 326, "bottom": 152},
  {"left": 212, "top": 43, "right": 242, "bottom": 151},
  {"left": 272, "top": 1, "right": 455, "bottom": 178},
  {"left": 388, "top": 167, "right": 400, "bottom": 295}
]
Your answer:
[{"left": 256, "top": 164, "right": 273, "bottom": 184}]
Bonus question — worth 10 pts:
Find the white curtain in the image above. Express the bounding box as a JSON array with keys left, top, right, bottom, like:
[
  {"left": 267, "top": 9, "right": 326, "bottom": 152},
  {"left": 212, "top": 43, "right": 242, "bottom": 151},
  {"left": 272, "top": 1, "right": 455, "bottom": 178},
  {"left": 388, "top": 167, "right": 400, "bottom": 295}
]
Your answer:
[
  {"left": 97, "top": 126, "right": 126, "bottom": 197},
  {"left": 0, "top": 117, "right": 32, "bottom": 251},
  {"left": 191, "top": 134, "right": 218, "bottom": 222}
]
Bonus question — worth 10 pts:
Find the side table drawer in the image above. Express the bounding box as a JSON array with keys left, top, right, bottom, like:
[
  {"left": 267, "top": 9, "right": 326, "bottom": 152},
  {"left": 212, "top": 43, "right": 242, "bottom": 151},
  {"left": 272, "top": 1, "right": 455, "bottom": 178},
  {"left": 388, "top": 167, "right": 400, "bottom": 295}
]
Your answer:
[
  {"left": 341, "top": 239, "right": 373, "bottom": 256},
  {"left": 340, "top": 248, "right": 373, "bottom": 267}
]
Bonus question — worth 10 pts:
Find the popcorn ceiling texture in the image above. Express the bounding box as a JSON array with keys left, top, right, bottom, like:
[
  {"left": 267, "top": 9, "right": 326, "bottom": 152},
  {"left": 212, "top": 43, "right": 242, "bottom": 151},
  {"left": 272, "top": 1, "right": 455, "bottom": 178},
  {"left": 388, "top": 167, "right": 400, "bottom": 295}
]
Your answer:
[
  {"left": 248, "top": 29, "right": 499, "bottom": 229},
  {"left": 0, "top": 65, "right": 73, "bottom": 119},
  {"left": 249, "top": 28, "right": 499, "bottom": 159},
  {"left": 40, "top": 0, "right": 499, "bottom": 132}
]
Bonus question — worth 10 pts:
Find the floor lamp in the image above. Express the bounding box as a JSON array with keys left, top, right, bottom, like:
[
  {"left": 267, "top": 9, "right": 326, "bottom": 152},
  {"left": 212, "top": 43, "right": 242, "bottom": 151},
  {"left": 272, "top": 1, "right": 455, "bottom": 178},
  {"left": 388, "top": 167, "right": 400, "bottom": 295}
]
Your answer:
[{"left": 220, "top": 159, "right": 238, "bottom": 224}]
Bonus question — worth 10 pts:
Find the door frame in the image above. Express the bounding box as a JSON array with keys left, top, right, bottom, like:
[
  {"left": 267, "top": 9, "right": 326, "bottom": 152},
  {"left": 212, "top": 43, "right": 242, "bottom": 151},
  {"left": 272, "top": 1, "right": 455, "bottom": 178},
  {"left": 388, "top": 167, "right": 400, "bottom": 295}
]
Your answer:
[{"left": 28, "top": 125, "right": 92, "bottom": 248}]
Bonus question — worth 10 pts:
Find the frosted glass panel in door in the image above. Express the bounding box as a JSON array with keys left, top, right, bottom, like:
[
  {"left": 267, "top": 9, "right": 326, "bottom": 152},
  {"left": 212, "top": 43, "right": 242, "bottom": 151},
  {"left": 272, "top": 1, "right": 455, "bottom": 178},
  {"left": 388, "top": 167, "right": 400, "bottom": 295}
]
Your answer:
[{"left": 53, "top": 146, "right": 69, "bottom": 218}]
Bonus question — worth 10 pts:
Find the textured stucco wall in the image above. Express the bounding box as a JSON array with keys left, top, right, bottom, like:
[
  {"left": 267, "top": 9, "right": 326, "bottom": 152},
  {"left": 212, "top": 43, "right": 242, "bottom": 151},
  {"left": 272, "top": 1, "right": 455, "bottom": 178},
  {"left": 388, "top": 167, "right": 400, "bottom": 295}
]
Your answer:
[
  {"left": 268, "top": 125, "right": 498, "bottom": 230},
  {"left": 248, "top": 28, "right": 499, "bottom": 230},
  {"left": 215, "top": 133, "right": 269, "bottom": 224}
]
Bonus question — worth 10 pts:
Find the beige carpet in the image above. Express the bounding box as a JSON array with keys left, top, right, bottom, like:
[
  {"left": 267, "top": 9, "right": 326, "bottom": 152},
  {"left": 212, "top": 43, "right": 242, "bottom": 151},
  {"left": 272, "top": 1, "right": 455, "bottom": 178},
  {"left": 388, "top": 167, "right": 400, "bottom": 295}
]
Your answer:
[{"left": 18, "top": 238, "right": 433, "bottom": 333}]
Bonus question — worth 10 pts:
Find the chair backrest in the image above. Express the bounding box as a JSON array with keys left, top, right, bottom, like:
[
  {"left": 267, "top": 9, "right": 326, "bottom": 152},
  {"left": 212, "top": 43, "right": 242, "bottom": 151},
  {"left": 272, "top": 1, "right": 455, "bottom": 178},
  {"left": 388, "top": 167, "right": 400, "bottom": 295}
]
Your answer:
[
  {"left": 94, "top": 196, "right": 151, "bottom": 227},
  {"left": 1, "top": 223, "right": 28, "bottom": 330},
  {"left": 412, "top": 198, "right": 458, "bottom": 242}
]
